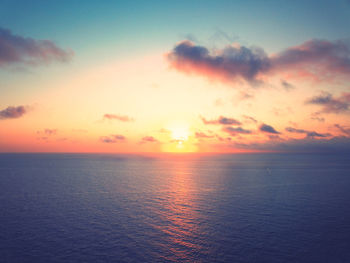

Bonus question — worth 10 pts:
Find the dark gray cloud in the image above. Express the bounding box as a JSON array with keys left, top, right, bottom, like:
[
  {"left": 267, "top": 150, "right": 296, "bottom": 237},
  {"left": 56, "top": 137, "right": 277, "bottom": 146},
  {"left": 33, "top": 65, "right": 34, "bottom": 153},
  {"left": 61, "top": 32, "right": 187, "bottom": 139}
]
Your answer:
[
  {"left": 103, "top": 114, "right": 134, "bottom": 122},
  {"left": 167, "top": 39, "right": 350, "bottom": 85},
  {"left": 222, "top": 126, "right": 252, "bottom": 136},
  {"left": 100, "top": 134, "right": 126, "bottom": 143},
  {"left": 259, "top": 124, "right": 280, "bottom": 134},
  {"left": 167, "top": 40, "right": 270, "bottom": 84},
  {"left": 0, "top": 27, "right": 73, "bottom": 67},
  {"left": 0, "top": 105, "right": 28, "bottom": 119},
  {"left": 306, "top": 92, "right": 350, "bottom": 113},
  {"left": 285, "top": 127, "right": 331, "bottom": 138},
  {"left": 201, "top": 115, "right": 241, "bottom": 125}
]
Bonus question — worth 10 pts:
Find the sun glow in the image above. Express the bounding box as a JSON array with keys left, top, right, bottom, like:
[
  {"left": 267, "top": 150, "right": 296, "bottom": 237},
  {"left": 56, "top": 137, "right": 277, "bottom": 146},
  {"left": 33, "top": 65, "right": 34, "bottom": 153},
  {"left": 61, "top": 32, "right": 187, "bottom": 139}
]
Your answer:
[
  {"left": 160, "top": 122, "right": 197, "bottom": 152},
  {"left": 170, "top": 126, "right": 189, "bottom": 142}
]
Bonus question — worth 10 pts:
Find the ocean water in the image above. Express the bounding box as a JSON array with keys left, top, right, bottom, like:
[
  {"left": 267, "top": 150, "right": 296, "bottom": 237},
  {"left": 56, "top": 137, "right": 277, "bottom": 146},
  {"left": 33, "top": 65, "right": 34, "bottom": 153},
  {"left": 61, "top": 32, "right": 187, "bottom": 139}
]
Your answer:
[{"left": 0, "top": 153, "right": 350, "bottom": 263}]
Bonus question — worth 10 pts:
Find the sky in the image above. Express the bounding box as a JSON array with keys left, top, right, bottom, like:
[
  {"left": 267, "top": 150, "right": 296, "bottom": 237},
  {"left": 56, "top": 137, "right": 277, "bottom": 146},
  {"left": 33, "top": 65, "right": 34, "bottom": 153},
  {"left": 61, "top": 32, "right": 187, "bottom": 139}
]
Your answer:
[{"left": 1, "top": 0, "right": 350, "bottom": 153}]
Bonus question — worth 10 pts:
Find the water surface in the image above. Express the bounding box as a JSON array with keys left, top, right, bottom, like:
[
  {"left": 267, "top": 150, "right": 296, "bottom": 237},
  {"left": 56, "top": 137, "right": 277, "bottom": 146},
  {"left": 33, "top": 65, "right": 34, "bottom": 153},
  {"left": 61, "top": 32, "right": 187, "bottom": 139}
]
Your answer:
[{"left": 1, "top": 153, "right": 349, "bottom": 262}]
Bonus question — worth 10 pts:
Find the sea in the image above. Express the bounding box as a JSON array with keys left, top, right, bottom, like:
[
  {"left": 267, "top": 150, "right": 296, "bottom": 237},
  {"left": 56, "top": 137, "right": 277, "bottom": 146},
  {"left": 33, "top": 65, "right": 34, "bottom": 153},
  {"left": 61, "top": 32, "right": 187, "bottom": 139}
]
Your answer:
[{"left": 0, "top": 153, "right": 349, "bottom": 263}]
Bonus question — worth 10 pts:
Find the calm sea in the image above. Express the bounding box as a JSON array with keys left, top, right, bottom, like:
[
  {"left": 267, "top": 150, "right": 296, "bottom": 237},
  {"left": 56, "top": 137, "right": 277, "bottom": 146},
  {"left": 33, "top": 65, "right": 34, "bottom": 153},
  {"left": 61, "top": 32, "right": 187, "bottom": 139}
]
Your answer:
[{"left": 0, "top": 153, "right": 349, "bottom": 262}]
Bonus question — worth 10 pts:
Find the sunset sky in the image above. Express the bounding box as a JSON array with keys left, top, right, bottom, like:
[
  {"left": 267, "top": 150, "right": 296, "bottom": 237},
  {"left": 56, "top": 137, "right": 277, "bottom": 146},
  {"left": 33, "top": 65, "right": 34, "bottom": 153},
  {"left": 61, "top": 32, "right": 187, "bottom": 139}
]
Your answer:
[{"left": 1, "top": 0, "right": 350, "bottom": 153}]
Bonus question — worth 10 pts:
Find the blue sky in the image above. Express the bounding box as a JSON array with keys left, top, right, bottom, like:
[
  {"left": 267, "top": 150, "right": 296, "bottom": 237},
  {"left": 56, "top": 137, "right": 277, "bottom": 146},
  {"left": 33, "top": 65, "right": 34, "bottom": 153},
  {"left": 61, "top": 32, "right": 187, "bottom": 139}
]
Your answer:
[{"left": 2, "top": 0, "right": 349, "bottom": 58}]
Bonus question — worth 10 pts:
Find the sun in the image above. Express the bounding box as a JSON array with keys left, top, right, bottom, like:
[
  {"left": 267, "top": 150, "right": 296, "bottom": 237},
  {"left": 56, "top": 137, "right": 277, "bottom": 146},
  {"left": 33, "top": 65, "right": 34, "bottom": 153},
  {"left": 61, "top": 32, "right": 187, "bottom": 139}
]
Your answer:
[
  {"left": 170, "top": 126, "right": 189, "bottom": 142},
  {"left": 161, "top": 122, "right": 197, "bottom": 152}
]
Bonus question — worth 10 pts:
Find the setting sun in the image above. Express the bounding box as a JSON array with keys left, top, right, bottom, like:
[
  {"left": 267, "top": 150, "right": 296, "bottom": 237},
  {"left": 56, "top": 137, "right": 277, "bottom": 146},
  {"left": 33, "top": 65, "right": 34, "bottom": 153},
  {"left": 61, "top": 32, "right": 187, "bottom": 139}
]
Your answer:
[{"left": 170, "top": 126, "right": 189, "bottom": 142}]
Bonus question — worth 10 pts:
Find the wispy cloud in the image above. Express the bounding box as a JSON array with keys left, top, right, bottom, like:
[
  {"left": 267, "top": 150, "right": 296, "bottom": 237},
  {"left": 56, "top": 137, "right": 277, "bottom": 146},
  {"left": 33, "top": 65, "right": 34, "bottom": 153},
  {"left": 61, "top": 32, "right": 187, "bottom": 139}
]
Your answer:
[
  {"left": 310, "top": 112, "right": 325, "bottom": 122},
  {"left": 271, "top": 39, "right": 350, "bottom": 77},
  {"left": 103, "top": 114, "right": 134, "bottom": 122},
  {"left": 0, "top": 27, "right": 73, "bottom": 67},
  {"left": 238, "top": 91, "right": 254, "bottom": 100},
  {"left": 242, "top": 115, "right": 258, "bottom": 124},
  {"left": 222, "top": 126, "right": 252, "bottom": 136},
  {"left": 158, "top": 128, "right": 171, "bottom": 134},
  {"left": 37, "top": 129, "right": 57, "bottom": 135},
  {"left": 43, "top": 129, "right": 57, "bottom": 136},
  {"left": 100, "top": 134, "right": 126, "bottom": 143},
  {"left": 0, "top": 105, "right": 29, "bottom": 119},
  {"left": 306, "top": 92, "right": 350, "bottom": 113},
  {"left": 334, "top": 124, "right": 350, "bottom": 136},
  {"left": 201, "top": 115, "right": 241, "bottom": 125},
  {"left": 280, "top": 80, "right": 295, "bottom": 91},
  {"left": 285, "top": 127, "right": 331, "bottom": 138},
  {"left": 140, "top": 136, "right": 158, "bottom": 143},
  {"left": 195, "top": 131, "right": 214, "bottom": 139},
  {"left": 36, "top": 129, "right": 58, "bottom": 141}
]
